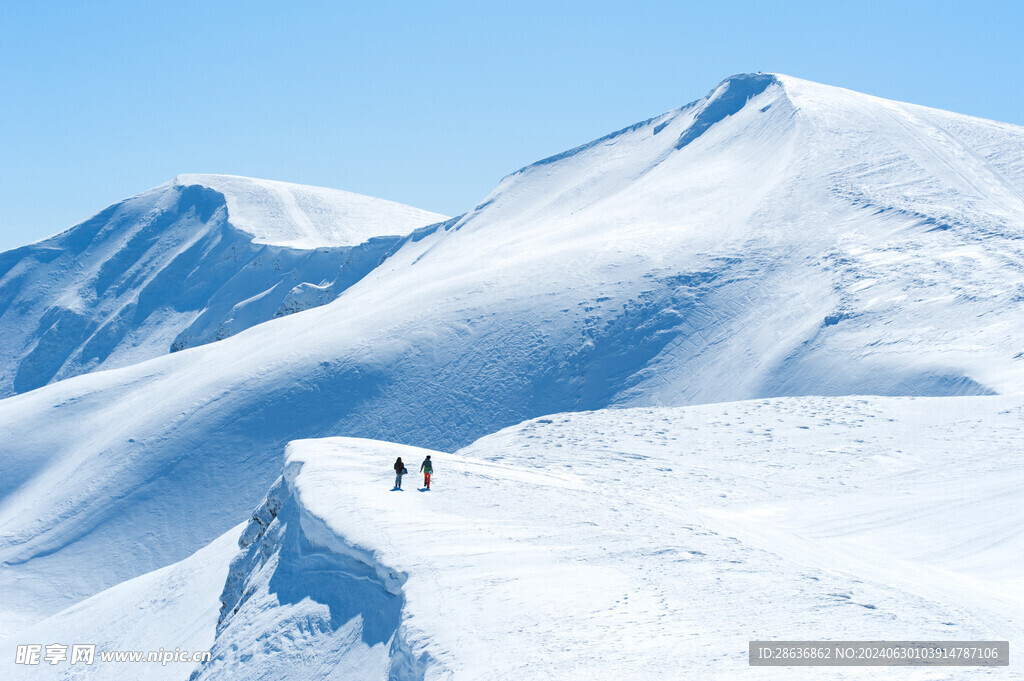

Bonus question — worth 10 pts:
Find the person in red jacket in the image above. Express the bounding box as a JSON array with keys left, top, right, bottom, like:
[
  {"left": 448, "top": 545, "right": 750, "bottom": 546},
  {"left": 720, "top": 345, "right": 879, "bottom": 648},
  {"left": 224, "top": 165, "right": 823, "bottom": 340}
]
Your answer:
[{"left": 420, "top": 455, "right": 433, "bottom": 490}]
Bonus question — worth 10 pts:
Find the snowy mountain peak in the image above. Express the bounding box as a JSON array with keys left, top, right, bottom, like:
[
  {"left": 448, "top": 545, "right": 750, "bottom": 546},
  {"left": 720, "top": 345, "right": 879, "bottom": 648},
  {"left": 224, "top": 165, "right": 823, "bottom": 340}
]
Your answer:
[
  {"left": 171, "top": 173, "right": 446, "bottom": 249},
  {"left": 0, "top": 177, "right": 448, "bottom": 395},
  {"left": 674, "top": 72, "right": 779, "bottom": 148}
]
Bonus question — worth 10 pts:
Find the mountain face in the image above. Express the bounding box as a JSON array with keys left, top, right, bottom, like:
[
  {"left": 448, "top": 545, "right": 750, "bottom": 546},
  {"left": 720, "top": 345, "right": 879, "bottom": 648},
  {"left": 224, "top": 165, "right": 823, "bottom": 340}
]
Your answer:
[
  {"left": 1, "top": 72, "right": 1024, "bottom": 639},
  {"left": 0, "top": 175, "right": 447, "bottom": 396}
]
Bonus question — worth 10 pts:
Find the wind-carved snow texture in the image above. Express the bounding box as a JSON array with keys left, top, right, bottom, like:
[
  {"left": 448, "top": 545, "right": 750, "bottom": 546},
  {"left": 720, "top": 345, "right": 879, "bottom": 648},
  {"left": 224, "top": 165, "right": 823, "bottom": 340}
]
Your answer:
[
  {"left": 0, "top": 176, "right": 447, "bottom": 396},
  {"left": 2, "top": 72, "right": 1024, "bottom": 664}
]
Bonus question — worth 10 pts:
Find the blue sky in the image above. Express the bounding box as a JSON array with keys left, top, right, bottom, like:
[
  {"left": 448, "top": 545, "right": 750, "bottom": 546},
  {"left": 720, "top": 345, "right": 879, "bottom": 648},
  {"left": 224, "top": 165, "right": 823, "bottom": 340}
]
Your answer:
[{"left": 1, "top": 0, "right": 1021, "bottom": 250}]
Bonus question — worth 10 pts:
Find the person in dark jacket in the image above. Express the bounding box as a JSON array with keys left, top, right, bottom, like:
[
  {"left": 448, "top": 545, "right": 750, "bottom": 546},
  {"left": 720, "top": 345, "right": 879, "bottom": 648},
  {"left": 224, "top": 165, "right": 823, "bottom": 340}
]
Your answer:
[
  {"left": 420, "top": 455, "right": 433, "bottom": 490},
  {"left": 393, "top": 457, "right": 406, "bottom": 490}
]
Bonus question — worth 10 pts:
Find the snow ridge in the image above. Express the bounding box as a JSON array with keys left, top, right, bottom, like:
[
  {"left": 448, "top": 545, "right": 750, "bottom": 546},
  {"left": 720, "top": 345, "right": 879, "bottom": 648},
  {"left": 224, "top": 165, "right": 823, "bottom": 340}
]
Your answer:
[
  {"left": 195, "top": 446, "right": 430, "bottom": 681},
  {"left": 186, "top": 396, "right": 1024, "bottom": 679}
]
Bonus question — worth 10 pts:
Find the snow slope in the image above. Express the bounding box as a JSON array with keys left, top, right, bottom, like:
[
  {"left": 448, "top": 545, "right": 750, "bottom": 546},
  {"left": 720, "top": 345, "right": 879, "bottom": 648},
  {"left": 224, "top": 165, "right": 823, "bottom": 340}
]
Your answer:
[
  {"left": 2, "top": 73, "right": 1024, "bottom": 643},
  {"left": 8, "top": 395, "right": 1018, "bottom": 679},
  {"left": 0, "top": 525, "right": 241, "bottom": 681},
  {"left": 0, "top": 175, "right": 446, "bottom": 395},
  {"left": 206, "top": 396, "right": 1023, "bottom": 680},
  {"left": 237, "top": 396, "right": 1019, "bottom": 680}
]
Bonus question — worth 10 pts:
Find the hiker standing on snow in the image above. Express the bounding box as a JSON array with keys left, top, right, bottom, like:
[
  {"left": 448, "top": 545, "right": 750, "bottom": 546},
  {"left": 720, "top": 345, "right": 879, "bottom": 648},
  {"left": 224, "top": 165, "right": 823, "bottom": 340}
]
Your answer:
[
  {"left": 420, "top": 455, "right": 433, "bottom": 490},
  {"left": 394, "top": 457, "right": 406, "bottom": 490}
]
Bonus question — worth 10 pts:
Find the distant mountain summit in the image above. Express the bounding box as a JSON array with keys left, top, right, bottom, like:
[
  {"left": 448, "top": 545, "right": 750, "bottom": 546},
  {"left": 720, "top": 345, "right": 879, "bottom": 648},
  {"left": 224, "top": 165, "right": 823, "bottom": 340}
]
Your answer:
[
  {"left": 2, "top": 74, "right": 1024, "bottom": 633},
  {"left": 170, "top": 174, "right": 446, "bottom": 249},
  {"left": 0, "top": 175, "right": 447, "bottom": 395}
]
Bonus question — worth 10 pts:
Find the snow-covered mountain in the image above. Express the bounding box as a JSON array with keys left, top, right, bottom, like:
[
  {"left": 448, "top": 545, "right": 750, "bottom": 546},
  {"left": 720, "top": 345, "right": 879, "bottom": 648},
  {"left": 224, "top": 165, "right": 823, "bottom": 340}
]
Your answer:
[
  {"left": 1, "top": 73, "right": 1023, "bottom": 678},
  {"left": 0, "top": 174, "right": 447, "bottom": 395}
]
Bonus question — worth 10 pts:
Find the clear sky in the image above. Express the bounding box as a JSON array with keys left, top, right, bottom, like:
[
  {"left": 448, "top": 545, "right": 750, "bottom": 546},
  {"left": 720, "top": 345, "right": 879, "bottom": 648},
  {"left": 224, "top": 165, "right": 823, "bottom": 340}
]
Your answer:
[{"left": 1, "top": 0, "right": 1021, "bottom": 251}]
